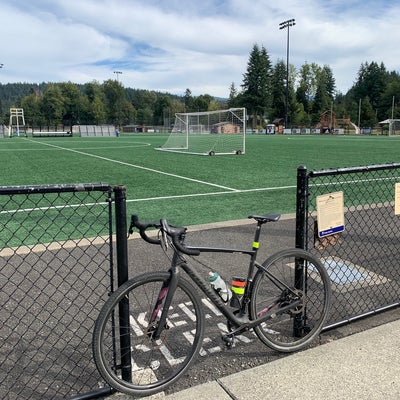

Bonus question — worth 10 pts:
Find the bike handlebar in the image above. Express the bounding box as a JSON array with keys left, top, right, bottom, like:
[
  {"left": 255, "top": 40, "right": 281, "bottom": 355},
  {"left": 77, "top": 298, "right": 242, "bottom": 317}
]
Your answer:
[
  {"left": 129, "top": 214, "right": 201, "bottom": 256},
  {"left": 129, "top": 214, "right": 162, "bottom": 245}
]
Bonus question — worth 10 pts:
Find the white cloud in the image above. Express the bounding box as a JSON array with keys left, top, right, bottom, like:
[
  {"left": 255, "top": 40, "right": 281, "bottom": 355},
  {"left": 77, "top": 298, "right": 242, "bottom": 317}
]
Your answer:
[{"left": 0, "top": 0, "right": 399, "bottom": 97}]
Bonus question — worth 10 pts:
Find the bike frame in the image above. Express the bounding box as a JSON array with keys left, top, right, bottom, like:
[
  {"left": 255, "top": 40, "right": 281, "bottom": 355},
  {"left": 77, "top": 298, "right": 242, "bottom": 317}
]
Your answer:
[{"left": 148, "top": 220, "right": 303, "bottom": 339}]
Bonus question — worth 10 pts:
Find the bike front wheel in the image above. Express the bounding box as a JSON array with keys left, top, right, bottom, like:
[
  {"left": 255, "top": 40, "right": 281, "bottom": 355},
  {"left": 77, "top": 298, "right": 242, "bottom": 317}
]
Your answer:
[
  {"left": 251, "top": 248, "right": 331, "bottom": 352},
  {"left": 92, "top": 271, "right": 205, "bottom": 397}
]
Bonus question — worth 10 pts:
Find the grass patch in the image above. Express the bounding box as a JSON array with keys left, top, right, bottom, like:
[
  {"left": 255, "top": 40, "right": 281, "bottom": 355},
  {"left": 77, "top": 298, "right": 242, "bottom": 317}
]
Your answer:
[{"left": 1, "top": 134, "right": 400, "bottom": 230}]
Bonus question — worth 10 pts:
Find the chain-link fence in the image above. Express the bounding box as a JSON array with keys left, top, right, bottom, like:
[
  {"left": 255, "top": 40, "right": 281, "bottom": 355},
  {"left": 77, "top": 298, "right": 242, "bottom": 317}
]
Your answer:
[
  {"left": 0, "top": 183, "right": 114, "bottom": 400},
  {"left": 296, "top": 164, "right": 400, "bottom": 329}
]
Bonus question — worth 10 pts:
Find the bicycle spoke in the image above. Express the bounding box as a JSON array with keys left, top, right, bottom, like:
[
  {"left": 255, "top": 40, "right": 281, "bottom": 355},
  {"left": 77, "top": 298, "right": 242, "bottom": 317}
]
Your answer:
[
  {"left": 93, "top": 272, "right": 204, "bottom": 396},
  {"left": 251, "top": 249, "right": 331, "bottom": 352}
]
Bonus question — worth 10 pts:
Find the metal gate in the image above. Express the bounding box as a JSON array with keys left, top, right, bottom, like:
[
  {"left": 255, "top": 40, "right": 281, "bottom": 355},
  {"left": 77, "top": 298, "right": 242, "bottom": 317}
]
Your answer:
[
  {"left": 0, "top": 183, "right": 115, "bottom": 399},
  {"left": 296, "top": 164, "right": 400, "bottom": 329}
]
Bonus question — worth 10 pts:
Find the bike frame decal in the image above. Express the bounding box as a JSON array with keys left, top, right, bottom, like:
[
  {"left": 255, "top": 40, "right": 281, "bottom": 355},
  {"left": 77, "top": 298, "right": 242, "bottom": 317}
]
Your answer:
[{"left": 149, "top": 284, "right": 169, "bottom": 323}]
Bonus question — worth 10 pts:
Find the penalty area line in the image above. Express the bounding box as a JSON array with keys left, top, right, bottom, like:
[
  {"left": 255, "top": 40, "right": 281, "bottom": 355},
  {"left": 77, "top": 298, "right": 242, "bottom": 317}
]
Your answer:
[
  {"left": 126, "top": 184, "right": 297, "bottom": 203},
  {"left": 23, "top": 138, "right": 239, "bottom": 192}
]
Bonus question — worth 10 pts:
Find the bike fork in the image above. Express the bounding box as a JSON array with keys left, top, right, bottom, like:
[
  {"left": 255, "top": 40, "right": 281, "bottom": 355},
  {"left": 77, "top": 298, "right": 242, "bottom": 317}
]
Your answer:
[{"left": 147, "top": 263, "right": 180, "bottom": 341}]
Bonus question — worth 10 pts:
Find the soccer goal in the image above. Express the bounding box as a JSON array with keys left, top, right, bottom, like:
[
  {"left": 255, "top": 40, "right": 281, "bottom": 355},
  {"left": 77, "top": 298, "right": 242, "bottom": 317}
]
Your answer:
[
  {"left": 158, "top": 108, "right": 246, "bottom": 155},
  {"left": 388, "top": 119, "right": 400, "bottom": 136},
  {"left": 379, "top": 119, "right": 400, "bottom": 136}
]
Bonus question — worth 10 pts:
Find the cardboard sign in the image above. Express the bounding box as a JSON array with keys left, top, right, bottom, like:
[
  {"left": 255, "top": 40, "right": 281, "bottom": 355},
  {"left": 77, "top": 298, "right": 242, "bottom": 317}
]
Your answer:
[
  {"left": 395, "top": 183, "right": 400, "bottom": 216},
  {"left": 316, "top": 191, "right": 345, "bottom": 238}
]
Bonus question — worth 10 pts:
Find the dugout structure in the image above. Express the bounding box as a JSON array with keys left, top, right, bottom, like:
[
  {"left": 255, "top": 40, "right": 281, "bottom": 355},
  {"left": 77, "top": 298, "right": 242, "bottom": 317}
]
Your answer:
[
  {"left": 158, "top": 108, "right": 246, "bottom": 155},
  {"left": 379, "top": 119, "right": 400, "bottom": 135},
  {"left": 79, "top": 125, "right": 116, "bottom": 137}
]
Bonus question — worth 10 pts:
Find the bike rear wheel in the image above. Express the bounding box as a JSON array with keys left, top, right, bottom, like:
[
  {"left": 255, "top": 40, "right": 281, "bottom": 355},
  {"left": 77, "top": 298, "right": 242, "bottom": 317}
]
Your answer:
[
  {"left": 251, "top": 248, "right": 331, "bottom": 352},
  {"left": 92, "top": 271, "right": 204, "bottom": 397}
]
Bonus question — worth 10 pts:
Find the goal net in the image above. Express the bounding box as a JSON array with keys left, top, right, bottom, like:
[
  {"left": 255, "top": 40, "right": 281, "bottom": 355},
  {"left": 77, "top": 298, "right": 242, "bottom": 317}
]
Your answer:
[
  {"left": 388, "top": 119, "right": 400, "bottom": 136},
  {"left": 158, "top": 108, "right": 246, "bottom": 155}
]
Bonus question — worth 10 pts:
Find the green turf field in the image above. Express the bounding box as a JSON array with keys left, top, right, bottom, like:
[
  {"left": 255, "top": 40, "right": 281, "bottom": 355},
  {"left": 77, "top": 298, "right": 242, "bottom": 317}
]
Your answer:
[{"left": 1, "top": 134, "right": 400, "bottom": 226}]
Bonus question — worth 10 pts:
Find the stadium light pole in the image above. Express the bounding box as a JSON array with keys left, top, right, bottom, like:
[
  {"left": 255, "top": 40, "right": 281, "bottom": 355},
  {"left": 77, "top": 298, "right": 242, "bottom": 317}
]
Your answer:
[
  {"left": 113, "top": 71, "right": 123, "bottom": 131},
  {"left": 114, "top": 70, "right": 122, "bottom": 81},
  {"left": 279, "top": 18, "right": 295, "bottom": 129}
]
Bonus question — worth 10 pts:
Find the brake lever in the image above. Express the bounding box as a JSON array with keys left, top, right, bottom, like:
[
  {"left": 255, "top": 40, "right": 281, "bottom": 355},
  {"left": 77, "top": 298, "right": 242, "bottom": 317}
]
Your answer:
[{"left": 161, "top": 229, "right": 169, "bottom": 251}]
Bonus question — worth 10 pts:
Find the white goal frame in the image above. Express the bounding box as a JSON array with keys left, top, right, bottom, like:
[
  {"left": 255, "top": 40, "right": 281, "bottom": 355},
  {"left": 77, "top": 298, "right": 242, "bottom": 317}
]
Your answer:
[
  {"left": 379, "top": 118, "right": 400, "bottom": 136},
  {"left": 158, "top": 108, "right": 246, "bottom": 155},
  {"left": 388, "top": 119, "right": 400, "bottom": 136},
  {"left": 8, "top": 108, "right": 26, "bottom": 137}
]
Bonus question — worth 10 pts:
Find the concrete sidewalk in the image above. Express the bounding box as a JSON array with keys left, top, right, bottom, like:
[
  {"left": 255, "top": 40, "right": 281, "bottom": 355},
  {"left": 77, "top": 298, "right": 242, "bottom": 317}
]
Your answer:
[{"left": 159, "top": 318, "right": 400, "bottom": 400}]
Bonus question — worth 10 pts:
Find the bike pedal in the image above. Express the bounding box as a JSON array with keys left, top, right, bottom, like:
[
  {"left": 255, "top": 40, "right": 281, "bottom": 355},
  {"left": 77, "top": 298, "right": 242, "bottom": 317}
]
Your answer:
[{"left": 222, "top": 334, "right": 235, "bottom": 349}]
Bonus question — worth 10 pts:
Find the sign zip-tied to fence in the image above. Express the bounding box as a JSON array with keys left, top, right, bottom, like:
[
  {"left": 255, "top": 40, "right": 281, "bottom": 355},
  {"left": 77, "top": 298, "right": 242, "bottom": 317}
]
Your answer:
[
  {"left": 316, "top": 191, "right": 345, "bottom": 238},
  {"left": 395, "top": 183, "right": 400, "bottom": 215}
]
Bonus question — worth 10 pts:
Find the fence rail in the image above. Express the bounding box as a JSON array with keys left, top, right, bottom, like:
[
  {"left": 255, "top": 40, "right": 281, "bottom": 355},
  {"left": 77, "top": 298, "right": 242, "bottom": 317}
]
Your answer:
[
  {"left": 296, "top": 163, "right": 400, "bottom": 329},
  {"left": 0, "top": 183, "right": 115, "bottom": 399}
]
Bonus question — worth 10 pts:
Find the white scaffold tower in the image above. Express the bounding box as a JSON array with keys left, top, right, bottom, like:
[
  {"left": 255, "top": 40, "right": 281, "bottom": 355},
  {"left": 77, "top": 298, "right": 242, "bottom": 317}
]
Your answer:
[{"left": 9, "top": 108, "right": 26, "bottom": 137}]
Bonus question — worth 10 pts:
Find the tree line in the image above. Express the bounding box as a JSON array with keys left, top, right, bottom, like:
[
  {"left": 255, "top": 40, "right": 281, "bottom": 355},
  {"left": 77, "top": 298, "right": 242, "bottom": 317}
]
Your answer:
[
  {"left": 232, "top": 44, "right": 400, "bottom": 130},
  {"left": 1, "top": 43, "right": 399, "bottom": 130}
]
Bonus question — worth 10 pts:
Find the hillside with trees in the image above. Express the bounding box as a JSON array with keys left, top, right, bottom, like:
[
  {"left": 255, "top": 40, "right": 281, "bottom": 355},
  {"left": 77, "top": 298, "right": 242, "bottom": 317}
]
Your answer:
[{"left": 1, "top": 44, "right": 399, "bottom": 131}]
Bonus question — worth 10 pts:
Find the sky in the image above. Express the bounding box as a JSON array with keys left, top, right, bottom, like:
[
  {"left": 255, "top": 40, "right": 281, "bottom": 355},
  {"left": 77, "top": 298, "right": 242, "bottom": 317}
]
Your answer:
[{"left": 1, "top": 0, "right": 400, "bottom": 98}]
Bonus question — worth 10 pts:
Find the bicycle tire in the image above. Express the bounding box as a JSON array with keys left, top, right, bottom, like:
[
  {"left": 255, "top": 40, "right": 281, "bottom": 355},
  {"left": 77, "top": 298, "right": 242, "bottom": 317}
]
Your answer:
[
  {"left": 250, "top": 248, "right": 331, "bottom": 353},
  {"left": 92, "top": 271, "right": 205, "bottom": 397}
]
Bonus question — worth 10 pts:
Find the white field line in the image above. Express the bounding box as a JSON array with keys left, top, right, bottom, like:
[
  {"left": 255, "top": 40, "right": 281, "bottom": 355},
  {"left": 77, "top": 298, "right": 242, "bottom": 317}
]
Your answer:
[
  {"left": 2, "top": 173, "right": 393, "bottom": 215},
  {"left": 125, "top": 184, "right": 297, "bottom": 203},
  {"left": 0, "top": 144, "right": 151, "bottom": 151},
  {"left": 23, "top": 138, "right": 239, "bottom": 192},
  {"left": 0, "top": 185, "right": 297, "bottom": 215}
]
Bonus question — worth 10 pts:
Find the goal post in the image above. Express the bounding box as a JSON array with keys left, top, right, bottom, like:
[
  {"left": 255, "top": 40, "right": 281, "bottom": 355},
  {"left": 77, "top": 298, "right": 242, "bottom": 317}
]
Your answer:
[
  {"left": 157, "top": 108, "right": 246, "bottom": 155},
  {"left": 8, "top": 108, "right": 26, "bottom": 137},
  {"left": 379, "top": 119, "right": 400, "bottom": 136},
  {"left": 388, "top": 119, "right": 400, "bottom": 136}
]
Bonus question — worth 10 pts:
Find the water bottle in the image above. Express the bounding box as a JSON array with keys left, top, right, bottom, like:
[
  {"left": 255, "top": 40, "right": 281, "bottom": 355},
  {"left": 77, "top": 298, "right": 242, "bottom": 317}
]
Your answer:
[{"left": 208, "top": 272, "right": 231, "bottom": 303}]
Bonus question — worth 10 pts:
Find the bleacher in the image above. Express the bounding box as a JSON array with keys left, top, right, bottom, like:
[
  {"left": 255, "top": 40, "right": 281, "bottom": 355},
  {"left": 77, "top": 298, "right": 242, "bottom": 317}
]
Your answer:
[
  {"left": 79, "top": 125, "right": 116, "bottom": 137},
  {"left": 32, "top": 131, "right": 72, "bottom": 137}
]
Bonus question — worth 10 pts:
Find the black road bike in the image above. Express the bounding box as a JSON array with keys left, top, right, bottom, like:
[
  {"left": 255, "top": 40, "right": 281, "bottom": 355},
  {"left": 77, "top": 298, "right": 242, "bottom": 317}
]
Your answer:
[{"left": 93, "top": 213, "right": 331, "bottom": 397}]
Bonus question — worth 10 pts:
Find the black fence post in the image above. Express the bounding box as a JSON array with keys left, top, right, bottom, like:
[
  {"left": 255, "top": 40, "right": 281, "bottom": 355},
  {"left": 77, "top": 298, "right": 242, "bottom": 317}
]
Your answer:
[
  {"left": 294, "top": 165, "right": 308, "bottom": 337},
  {"left": 113, "top": 185, "right": 132, "bottom": 382},
  {"left": 114, "top": 185, "right": 129, "bottom": 287},
  {"left": 295, "top": 165, "right": 308, "bottom": 250}
]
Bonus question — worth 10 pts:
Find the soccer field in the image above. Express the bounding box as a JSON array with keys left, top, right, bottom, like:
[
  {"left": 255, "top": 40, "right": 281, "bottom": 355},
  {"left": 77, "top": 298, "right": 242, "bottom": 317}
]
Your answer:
[{"left": 1, "top": 134, "right": 400, "bottom": 226}]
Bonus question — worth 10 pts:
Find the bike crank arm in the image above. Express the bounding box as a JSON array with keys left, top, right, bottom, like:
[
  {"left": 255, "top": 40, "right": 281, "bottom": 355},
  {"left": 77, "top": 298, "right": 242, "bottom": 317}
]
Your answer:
[{"left": 223, "top": 298, "right": 303, "bottom": 341}]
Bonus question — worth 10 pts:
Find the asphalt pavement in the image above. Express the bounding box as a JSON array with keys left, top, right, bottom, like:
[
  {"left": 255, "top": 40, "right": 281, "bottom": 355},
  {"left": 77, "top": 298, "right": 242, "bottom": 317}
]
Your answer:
[{"left": 111, "top": 216, "right": 400, "bottom": 400}]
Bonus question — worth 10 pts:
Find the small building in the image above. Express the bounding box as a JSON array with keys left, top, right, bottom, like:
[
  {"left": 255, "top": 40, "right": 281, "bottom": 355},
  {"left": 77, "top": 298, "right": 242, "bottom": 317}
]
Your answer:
[
  {"left": 211, "top": 122, "right": 241, "bottom": 134},
  {"left": 272, "top": 118, "right": 285, "bottom": 134},
  {"left": 265, "top": 124, "right": 275, "bottom": 134},
  {"left": 123, "top": 125, "right": 157, "bottom": 133},
  {"left": 316, "top": 110, "right": 336, "bottom": 134}
]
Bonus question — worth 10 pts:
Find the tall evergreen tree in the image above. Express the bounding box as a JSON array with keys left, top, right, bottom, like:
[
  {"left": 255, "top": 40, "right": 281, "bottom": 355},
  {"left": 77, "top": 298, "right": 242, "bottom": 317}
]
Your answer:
[
  {"left": 270, "top": 60, "right": 286, "bottom": 120},
  {"left": 353, "top": 61, "right": 387, "bottom": 116},
  {"left": 241, "top": 44, "right": 272, "bottom": 129},
  {"left": 228, "top": 82, "right": 238, "bottom": 108},
  {"left": 322, "top": 65, "right": 336, "bottom": 99},
  {"left": 184, "top": 88, "right": 193, "bottom": 111}
]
